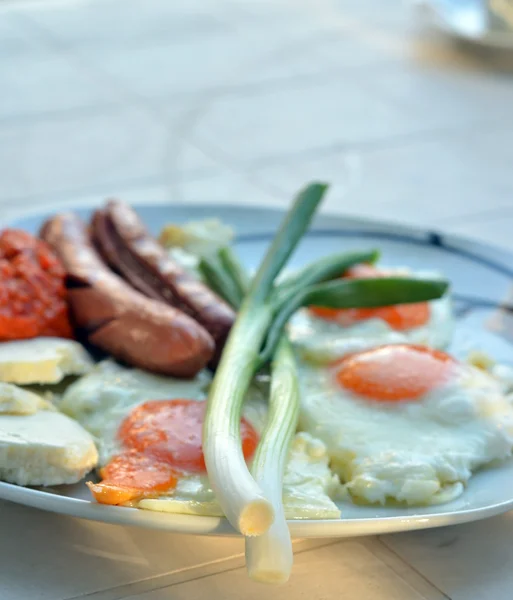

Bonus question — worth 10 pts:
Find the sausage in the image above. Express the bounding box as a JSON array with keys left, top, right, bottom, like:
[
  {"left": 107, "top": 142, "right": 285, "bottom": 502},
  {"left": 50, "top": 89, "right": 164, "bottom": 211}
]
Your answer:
[
  {"left": 91, "top": 199, "right": 235, "bottom": 360},
  {"left": 40, "top": 213, "right": 215, "bottom": 377}
]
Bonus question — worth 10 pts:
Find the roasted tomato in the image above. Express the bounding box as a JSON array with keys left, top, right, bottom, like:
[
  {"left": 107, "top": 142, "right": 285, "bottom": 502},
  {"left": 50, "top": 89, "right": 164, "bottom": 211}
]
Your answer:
[{"left": 0, "top": 229, "right": 73, "bottom": 340}]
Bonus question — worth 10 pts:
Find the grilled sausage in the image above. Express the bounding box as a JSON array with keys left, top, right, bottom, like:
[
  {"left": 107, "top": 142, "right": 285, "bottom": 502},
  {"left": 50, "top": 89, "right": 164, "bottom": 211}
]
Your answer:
[
  {"left": 40, "top": 213, "right": 215, "bottom": 377},
  {"left": 91, "top": 200, "right": 235, "bottom": 360}
]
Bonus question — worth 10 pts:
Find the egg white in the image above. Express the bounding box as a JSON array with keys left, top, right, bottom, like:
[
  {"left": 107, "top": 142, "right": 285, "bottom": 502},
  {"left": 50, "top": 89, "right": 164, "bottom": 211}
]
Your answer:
[
  {"left": 297, "top": 357, "right": 513, "bottom": 506},
  {"left": 61, "top": 360, "right": 340, "bottom": 519},
  {"left": 60, "top": 359, "right": 212, "bottom": 465},
  {"left": 288, "top": 268, "right": 453, "bottom": 364}
]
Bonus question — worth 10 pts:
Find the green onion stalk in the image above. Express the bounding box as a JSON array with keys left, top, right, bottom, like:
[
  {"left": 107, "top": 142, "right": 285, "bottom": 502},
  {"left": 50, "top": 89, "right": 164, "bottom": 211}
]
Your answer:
[
  {"left": 202, "top": 183, "right": 329, "bottom": 536},
  {"left": 200, "top": 181, "right": 449, "bottom": 580}
]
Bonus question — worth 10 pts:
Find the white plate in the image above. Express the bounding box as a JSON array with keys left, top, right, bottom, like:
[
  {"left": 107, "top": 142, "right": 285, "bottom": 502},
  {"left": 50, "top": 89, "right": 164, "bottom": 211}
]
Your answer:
[{"left": 2, "top": 203, "right": 513, "bottom": 538}]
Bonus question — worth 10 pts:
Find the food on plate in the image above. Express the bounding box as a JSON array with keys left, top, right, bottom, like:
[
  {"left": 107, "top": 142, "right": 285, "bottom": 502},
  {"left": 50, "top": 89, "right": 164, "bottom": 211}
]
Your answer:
[
  {"left": 2, "top": 181, "right": 500, "bottom": 586},
  {"left": 0, "top": 382, "right": 97, "bottom": 486},
  {"left": 298, "top": 344, "right": 513, "bottom": 506},
  {"left": 0, "top": 382, "right": 49, "bottom": 414},
  {"left": 0, "top": 229, "right": 73, "bottom": 341},
  {"left": 59, "top": 359, "right": 212, "bottom": 464},
  {"left": 289, "top": 263, "right": 453, "bottom": 364},
  {"left": 0, "top": 337, "right": 93, "bottom": 385},
  {"left": 159, "top": 218, "right": 234, "bottom": 257},
  {"left": 197, "top": 184, "right": 448, "bottom": 582},
  {"left": 159, "top": 218, "right": 238, "bottom": 296},
  {"left": 137, "top": 431, "right": 340, "bottom": 522},
  {"left": 91, "top": 200, "right": 235, "bottom": 359},
  {"left": 60, "top": 360, "right": 340, "bottom": 519},
  {"left": 41, "top": 213, "right": 214, "bottom": 377}
]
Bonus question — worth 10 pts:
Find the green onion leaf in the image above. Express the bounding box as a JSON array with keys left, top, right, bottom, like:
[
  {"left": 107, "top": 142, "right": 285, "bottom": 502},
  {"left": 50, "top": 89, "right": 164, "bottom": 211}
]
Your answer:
[
  {"left": 258, "top": 277, "right": 449, "bottom": 367},
  {"left": 199, "top": 255, "right": 242, "bottom": 308}
]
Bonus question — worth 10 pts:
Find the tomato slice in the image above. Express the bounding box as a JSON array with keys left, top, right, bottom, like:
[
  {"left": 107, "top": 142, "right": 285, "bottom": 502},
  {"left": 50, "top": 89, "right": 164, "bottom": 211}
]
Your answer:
[
  {"left": 89, "top": 399, "right": 260, "bottom": 505},
  {"left": 87, "top": 450, "right": 179, "bottom": 505},
  {"left": 118, "top": 399, "right": 258, "bottom": 473}
]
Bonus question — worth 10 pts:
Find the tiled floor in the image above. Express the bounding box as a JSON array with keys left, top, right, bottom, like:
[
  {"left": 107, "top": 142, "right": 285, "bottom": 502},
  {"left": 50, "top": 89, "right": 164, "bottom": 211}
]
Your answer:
[{"left": 1, "top": 1, "right": 513, "bottom": 599}]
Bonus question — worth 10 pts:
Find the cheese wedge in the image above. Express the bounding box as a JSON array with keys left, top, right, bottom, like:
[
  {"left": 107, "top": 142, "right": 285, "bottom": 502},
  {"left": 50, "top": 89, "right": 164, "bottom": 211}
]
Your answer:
[
  {"left": 0, "top": 383, "right": 98, "bottom": 486},
  {"left": 0, "top": 382, "right": 53, "bottom": 415},
  {"left": 0, "top": 338, "right": 94, "bottom": 385}
]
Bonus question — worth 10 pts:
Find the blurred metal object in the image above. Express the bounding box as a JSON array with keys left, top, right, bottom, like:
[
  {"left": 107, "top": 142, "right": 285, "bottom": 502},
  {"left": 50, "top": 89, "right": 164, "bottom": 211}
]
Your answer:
[{"left": 420, "top": 0, "right": 513, "bottom": 48}]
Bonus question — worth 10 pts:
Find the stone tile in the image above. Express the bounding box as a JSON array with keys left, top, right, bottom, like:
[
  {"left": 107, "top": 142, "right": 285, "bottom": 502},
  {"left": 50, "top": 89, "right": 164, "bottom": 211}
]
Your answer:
[
  {"left": 0, "top": 104, "right": 218, "bottom": 203},
  {"left": 232, "top": 28, "right": 395, "bottom": 88},
  {"left": 128, "top": 540, "right": 444, "bottom": 600},
  {"left": 0, "top": 500, "right": 245, "bottom": 600},
  {"left": 72, "top": 18, "right": 347, "bottom": 101},
  {"left": 21, "top": 0, "right": 230, "bottom": 47},
  {"left": 228, "top": 0, "right": 324, "bottom": 25},
  {"left": 166, "top": 169, "right": 283, "bottom": 208},
  {"left": 63, "top": 539, "right": 339, "bottom": 600},
  {"left": 71, "top": 31, "right": 276, "bottom": 100},
  {"left": 334, "top": 0, "right": 412, "bottom": 27},
  {"left": 381, "top": 512, "right": 513, "bottom": 600},
  {"left": 0, "top": 10, "right": 51, "bottom": 56},
  {"left": 249, "top": 123, "right": 513, "bottom": 227},
  {"left": 186, "top": 78, "right": 437, "bottom": 166},
  {"left": 358, "top": 62, "right": 513, "bottom": 131},
  {"left": 0, "top": 49, "right": 119, "bottom": 121}
]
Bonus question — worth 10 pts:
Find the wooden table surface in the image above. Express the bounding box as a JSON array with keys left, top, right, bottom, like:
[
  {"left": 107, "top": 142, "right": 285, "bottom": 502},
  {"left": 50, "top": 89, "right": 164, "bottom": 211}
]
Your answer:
[{"left": 1, "top": 1, "right": 513, "bottom": 598}]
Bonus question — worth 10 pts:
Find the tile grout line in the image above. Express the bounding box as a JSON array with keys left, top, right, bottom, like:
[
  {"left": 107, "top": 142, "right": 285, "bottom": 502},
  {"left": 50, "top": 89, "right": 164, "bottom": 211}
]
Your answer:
[
  {"left": 63, "top": 539, "right": 342, "bottom": 600},
  {"left": 375, "top": 537, "right": 453, "bottom": 600}
]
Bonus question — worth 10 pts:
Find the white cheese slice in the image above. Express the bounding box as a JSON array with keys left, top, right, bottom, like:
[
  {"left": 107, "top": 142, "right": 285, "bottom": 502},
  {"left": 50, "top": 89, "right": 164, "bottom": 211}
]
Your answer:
[
  {"left": 0, "top": 337, "right": 94, "bottom": 385},
  {"left": 0, "top": 409, "right": 98, "bottom": 486},
  {"left": 0, "top": 382, "right": 53, "bottom": 415}
]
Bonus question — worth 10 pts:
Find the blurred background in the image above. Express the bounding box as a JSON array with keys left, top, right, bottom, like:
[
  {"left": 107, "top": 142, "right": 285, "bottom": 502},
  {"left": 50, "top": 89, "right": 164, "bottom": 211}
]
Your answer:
[{"left": 1, "top": 0, "right": 513, "bottom": 245}]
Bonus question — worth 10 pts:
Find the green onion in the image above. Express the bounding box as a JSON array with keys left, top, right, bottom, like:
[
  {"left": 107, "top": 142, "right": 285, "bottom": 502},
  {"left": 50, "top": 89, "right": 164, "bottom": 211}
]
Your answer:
[
  {"left": 250, "top": 183, "right": 329, "bottom": 302},
  {"left": 274, "top": 249, "right": 380, "bottom": 302},
  {"left": 202, "top": 180, "right": 448, "bottom": 547},
  {"left": 258, "top": 276, "right": 449, "bottom": 367},
  {"left": 198, "top": 255, "right": 242, "bottom": 308},
  {"left": 203, "top": 182, "right": 329, "bottom": 536},
  {"left": 245, "top": 337, "right": 299, "bottom": 583},
  {"left": 218, "top": 246, "right": 251, "bottom": 302},
  {"left": 205, "top": 246, "right": 299, "bottom": 580}
]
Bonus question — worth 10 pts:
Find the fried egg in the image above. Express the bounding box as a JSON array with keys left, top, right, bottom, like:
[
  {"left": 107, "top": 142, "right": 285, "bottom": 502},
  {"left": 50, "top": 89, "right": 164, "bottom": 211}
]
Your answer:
[
  {"left": 289, "top": 264, "right": 453, "bottom": 363},
  {"left": 61, "top": 360, "right": 340, "bottom": 519},
  {"left": 298, "top": 344, "right": 513, "bottom": 506}
]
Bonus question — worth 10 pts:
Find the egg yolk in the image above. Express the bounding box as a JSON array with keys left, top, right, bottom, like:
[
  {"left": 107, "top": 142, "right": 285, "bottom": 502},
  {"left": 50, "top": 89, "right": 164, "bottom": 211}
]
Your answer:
[
  {"left": 88, "top": 399, "right": 259, "bottom": 505},
  {"left": 336, "top": 344, "right": 455, "bottom": 402},
  {"left": 309, "top": 264, "right": 430, "bottom": 331}
]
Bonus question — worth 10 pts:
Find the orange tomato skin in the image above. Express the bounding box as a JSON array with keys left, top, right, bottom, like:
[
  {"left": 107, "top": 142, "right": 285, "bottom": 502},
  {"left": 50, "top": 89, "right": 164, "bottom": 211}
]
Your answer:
[{"left": 90, "top": 399, "right": 259, "bottom": 505}]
